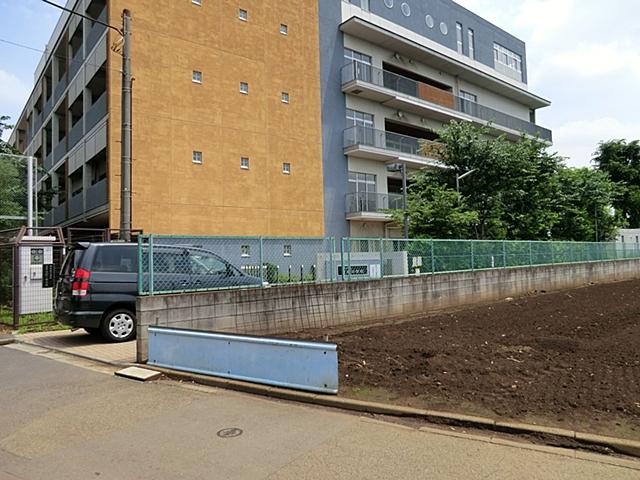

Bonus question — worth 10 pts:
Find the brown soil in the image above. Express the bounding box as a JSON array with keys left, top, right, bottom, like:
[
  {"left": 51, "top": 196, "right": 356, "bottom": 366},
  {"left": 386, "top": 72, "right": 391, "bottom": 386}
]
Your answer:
[{"left": 301, "top": 279, "right": 640, "bottom": 440}]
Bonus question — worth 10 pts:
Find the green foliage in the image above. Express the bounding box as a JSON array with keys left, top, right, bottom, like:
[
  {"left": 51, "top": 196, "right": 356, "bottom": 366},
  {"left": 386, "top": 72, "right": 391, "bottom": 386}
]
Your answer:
[
  {"left": 593, "top": 139, "right": 640, "bottom": 227},
  {"left": 400, "top": 122, "right": 622, "bottom": 241}
]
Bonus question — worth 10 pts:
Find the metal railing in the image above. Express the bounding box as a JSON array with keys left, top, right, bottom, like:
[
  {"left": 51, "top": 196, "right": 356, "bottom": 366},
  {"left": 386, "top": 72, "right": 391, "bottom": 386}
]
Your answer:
[
  {"left": 138, "top": 235, "right": 640, "bottom": 295},
  {"left": 343, "top": 125, "right": 443, "bottom": 160},
  {"left": 346, "top": 192, "right": 403, "bottom": 214},
  {"left": 341, "top": 62, "right": 553, "bottom": 142}
]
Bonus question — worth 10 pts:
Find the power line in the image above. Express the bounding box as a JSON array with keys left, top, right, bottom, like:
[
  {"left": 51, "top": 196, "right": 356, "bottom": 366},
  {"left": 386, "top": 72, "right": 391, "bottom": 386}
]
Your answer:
[{"left": 40, "top": 0, "right": 122, "bottom": 34}]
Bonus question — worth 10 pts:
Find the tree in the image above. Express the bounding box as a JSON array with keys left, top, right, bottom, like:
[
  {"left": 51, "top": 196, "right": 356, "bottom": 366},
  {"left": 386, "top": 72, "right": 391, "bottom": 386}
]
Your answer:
[
  {"left": 552, "top": 168, "right": 620, "bottom": 242},
  {"left": 397, "top": 122, "right": 622, "bottom": 242},
  {"left": 0, "top": 116, "right": 27, "bottom": 230},
  {"left": 593, "top": 139, "right": 640, "bottom": 227}
]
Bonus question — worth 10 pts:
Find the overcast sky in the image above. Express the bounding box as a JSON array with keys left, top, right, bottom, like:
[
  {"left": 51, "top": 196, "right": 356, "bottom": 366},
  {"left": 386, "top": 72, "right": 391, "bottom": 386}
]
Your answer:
[{"left": 1, "top": 0, "right": 639, "bottom": 167}]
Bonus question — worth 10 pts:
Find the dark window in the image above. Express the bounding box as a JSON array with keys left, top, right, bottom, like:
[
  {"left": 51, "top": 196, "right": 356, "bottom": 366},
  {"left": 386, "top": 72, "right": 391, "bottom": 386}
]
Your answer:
[{"left": 93, "top": 246, "right": 137, "bottom": 272}]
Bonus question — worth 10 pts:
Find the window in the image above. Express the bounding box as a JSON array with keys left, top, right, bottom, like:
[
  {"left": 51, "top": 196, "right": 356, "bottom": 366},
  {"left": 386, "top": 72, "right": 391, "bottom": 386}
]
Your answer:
[
  {"left": 384, "top": 0, "right": 393, "bottom": 8},
  {"left": 349, "top": 0, "right": 369, "bottom": 10},
  {"left": 239, "top": 82, "right": 249, "bottom": 94},
  {"left": 440, "top": 22, "right": 448, "bottom": 35},
  {"left": 93, "top": 246, "right": 137, "bottom": 273},
  {"left": 241, "top": 245, "right": 251, "bottom": 257},
  {"left": 192, "top": 0, "right": 201, "bottom": 5},
  {"left": 348, "top": 172, "right": 376, "bottom": 194},
  {"left": 468, "top": 29, "right": 475, "bottom": 59},
  {"left": 283, "top": 245, "right": 292, "bottom": 257},
  {"left": 192, "top": 151, "right": 203, "bottom": 164},
  {"left": 192, "top": 70, "right": 202, "bottom": 83},
  {"left": 240, "top": 156, "right": 249, "bottom": 169},
  {"left": 401, "top": 2, "right": 410, "bottom": 16},
  {"left": 282, "top": 162, "right": 291, "bottom": 174},
  {"left": 281, "top": 91, "right": 289, "bottom": 103},
  {"left": 280, "top": 23, "right": 288, "bottom": 35},
  {"left": 346, "top": 108, "right": 374, "bottom": 128},
  {"left": 425, "top": 15, "right": 434, "bottom": 28},
  {"left": 493, "top": 43, "right": 523, "bottom": 80},
  {"left": 459, "top": 90, "right": 477, "bottom": 115},
  {"left": 344, "top": 47, "right": 372, "bottom": 82},
  {"left": 239, "top": 8, "right": 248, "bottom": 21},
  {"left": 456, "top": 23, "right": 463, "bottom": 54},
  {"left": 190, "top": 253, "right": 227, "bottom": 276}
]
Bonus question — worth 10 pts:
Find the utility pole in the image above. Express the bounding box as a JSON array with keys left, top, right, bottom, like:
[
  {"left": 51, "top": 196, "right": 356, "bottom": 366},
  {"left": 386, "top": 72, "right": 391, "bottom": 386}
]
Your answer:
[
  {"left": 119, "top": 9, "right": 132, "bottom": 242},
  {"left": 402, "top": 163, "right": 409, "bottom": 239}
]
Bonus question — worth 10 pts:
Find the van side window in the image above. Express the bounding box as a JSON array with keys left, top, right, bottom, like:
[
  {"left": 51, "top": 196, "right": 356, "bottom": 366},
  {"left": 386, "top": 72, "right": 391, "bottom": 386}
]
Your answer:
[
  {"left": 190, "top": 253, "right": 227, "bottom": 275},
  {"left": 93, "top": 247, "right": 137, "bottom": 273}
]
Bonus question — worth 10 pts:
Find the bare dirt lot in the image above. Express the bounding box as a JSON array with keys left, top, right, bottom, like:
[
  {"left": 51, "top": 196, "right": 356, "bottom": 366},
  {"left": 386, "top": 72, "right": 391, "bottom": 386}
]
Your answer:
[{"left": 302, "top": 279, "right": 640, "bottom": 440}]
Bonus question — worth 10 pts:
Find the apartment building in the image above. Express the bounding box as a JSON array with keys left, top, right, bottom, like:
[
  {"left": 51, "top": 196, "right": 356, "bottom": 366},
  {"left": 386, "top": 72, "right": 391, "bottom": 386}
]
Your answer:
[{"left": 10, "top": 0, "right": 551, "bottom": 239}]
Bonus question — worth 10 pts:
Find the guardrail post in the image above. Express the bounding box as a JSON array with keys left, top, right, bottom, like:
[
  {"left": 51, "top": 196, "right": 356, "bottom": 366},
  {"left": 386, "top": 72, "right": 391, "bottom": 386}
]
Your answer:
[
  {"left": 259, "top": 237, "right": 264, "bottom": 286},
  {"left": 379, "top": 237, "right": 384, "bottom": 279},
  {"left": 148, "top": 235, "right": 154, "bottom": 296}
]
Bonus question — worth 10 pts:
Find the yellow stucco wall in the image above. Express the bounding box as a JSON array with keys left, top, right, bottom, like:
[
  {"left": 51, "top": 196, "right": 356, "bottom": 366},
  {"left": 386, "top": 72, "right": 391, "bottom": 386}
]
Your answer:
[{"left": 106, "top": 0, "right": 324, "bottom": 236}]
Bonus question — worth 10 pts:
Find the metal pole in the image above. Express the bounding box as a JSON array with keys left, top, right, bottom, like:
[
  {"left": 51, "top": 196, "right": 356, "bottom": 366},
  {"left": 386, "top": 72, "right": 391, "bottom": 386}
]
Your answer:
[
  {"left": 27, "top": 156, "right": 34, "bottom": 232},
  {"left": 119, "top": 9, "right": 133, "bottom": 242},
  {"left": 402, "top": 163, "right": 408, "bottom": 238}
]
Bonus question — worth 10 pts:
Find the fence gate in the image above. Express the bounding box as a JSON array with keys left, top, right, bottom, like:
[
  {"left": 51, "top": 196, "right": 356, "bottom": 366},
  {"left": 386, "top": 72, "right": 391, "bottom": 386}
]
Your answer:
[{"left": 0, "top": 227, "right": 65, "bottom": 329}]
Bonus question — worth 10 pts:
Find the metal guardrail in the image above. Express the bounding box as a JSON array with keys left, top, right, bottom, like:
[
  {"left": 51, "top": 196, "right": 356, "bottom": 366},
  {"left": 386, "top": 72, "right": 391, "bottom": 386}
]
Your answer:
[
  {"left": 147, "top": 327, "right": 339, "bottom": 394},
  {"left": 341, "top": 62, "right": 553, "bottom": 142},
  {"left": 346, "top": 192, "right": 403, "bottom": 214}
]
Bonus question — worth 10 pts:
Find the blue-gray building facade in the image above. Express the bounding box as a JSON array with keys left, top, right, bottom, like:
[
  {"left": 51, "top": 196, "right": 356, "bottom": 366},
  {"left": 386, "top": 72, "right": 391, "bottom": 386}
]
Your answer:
[{"left": 319, "top": 0, "right": 551, "bottom": 239}]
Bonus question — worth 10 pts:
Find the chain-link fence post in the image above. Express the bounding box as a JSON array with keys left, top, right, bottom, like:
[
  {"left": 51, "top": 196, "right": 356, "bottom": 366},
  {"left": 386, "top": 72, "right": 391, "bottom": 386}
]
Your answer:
[
  {"left": 470, "top": 241, "right": 475, "bottom": 271},
  {"left": 137, "top": 235, "right": 143, "bottom": 295},
  {"left": 430, "top": 240, "right": 435, "bottom": 274},
  {"left": 148, "top": 235, "right": 155, "bottom": 296},
  {"left": 502, "top": 240, "right": 507, "bottom": 268},
  {"left": 379, "top": 237, "right": 384, "bottom": 279},
  {"left": 259, "top": 237, "right": 264, "bottom": 286}
]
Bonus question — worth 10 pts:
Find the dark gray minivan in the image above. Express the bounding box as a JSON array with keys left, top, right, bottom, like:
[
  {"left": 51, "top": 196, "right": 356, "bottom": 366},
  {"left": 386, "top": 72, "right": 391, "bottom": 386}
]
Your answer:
[{"left": 55, "top": 242, "right": 262, "bottom": 342}]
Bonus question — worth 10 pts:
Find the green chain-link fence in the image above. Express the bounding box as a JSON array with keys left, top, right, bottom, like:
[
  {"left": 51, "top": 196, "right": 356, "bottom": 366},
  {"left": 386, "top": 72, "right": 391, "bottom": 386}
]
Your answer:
[{"left": 138, "top": 235, "right": 640, "bottom": 295}]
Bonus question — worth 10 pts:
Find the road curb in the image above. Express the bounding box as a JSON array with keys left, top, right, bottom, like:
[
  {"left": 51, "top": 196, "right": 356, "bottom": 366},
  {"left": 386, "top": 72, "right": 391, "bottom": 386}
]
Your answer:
[
  {"left": 147, "top": 366, "right": 640, "bottom": 459},
  {"left": 0, "top": 336, "right": 16, "bottom": 346}
]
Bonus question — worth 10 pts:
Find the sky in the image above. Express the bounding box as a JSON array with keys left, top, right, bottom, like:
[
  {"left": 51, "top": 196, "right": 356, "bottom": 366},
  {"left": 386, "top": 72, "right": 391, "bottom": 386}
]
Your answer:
[{"left": 1, "top": 0, "right": 639, "bottom": 167}]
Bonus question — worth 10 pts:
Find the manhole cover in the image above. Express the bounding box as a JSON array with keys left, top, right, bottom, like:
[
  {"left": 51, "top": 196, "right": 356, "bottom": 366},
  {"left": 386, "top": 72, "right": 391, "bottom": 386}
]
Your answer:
[{"left": 217, "top": 427, "right": 243, "bottom": 438}]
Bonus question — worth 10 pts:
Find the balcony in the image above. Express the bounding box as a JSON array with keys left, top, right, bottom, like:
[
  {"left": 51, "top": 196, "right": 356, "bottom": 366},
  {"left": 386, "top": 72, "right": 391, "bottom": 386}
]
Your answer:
[
  {"left": 42, "top": 97, "right": 54, "bottom": 120},
  {"left": 86, "top": 93, "right": 107, "bottom": 133},
  {"left": 54, "top": 76, "right": 67, "bottom": 103},
  {"left": 86, "top": 178, "right": 108, "bottom": 211},
  {"left": 344, "top": 125, "right": 443, "bottom": 169},
  {"left": 69, "top": 48, "right": 84, "bottom": 80},
  {"left": 53, "top": 203, "right": 66, "bottom": 225},
  {"left": 44, "top": 151, "right": 53, "bottom": 171},
  {"left": 86, "top": 8, "right": 107, "bottom": 53},
  {"left": 69, "top": 193, "right": 83, "bottom": 218},
  {"left": 54, "top": 137, "right": 67, "bottom": 164},
  {"left": 341, "top": 63, "right": 552, "bottom": 142},
  {"left": 68, "top": 120, "right": 83, "bottom": 150},
  {"left": 346, "top": 192, "right": 404, "bottom": 222}
]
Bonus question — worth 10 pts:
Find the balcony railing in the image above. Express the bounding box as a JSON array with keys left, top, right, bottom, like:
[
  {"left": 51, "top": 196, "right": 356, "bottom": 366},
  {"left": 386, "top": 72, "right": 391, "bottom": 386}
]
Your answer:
[
  {"left": 344, "top": 125, "right": 443, "bottom": 159},
  {"left": 44, "top": 151, "right": 53, "bottom": 171},
  {"left": 86, "top": 178, "right": 108, "bottom": 211},
  {"left": 54, "top": 76, "right": 67, "bottom": 103},
  {"left": 53, "top": 203, "right": 66, "bottom": 225},
  {"left": 341, "top": 62, "right": 552, "bottom": 142},
  {"left": 346, "top": 192, "right": 404, "bottom": 215},
  {"left": 86, "top": 8, "right": 107, "bottom": 53},
  {"left": 69, "top": 48, "right": 84, "bottom": 80},
  {"left": 86, "top": 92, "right": 107, "bottom": 133},
  {"left": 42, "top": 96, "right": 54, "bottom": 120},
  {"left": 53, "top": 137, "right": 67, "bottom": 164},
  {"left": 69, "top": 119, "right": 84, "bottom": 149},
  {"left": 68, "top": 193, "right": 83, "bottom": 218}
]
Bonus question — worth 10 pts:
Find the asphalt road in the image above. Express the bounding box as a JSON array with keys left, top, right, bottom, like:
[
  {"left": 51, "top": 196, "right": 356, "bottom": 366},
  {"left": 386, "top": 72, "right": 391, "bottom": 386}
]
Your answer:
[{"left": 1, "top": 344, "right": 639, "bottom": 480}]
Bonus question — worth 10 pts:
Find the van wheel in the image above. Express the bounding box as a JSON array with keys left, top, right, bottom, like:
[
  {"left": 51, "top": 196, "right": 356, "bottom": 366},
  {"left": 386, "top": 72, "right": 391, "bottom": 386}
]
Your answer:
[{"left": 100, "top": 309, "right": 136, "bottom": 343}]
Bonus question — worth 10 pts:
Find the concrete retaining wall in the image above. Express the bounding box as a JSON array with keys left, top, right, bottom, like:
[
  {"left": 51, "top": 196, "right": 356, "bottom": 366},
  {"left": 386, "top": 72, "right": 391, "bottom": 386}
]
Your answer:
[{"left": 136, "top": 259, "right": 640, "bottom": 362}]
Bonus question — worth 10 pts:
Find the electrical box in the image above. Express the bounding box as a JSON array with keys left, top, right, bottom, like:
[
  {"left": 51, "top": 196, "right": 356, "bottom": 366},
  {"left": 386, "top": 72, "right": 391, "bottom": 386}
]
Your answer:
[{"left": 18, "top": 236, "right": 56, "bottom": 315}]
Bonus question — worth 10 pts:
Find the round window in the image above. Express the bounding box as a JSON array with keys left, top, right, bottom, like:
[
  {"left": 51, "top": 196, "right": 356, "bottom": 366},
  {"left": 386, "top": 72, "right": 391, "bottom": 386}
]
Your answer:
[
  {"left": 401, "top": 2, "right": 411, "bottom": 16},
  {"left": 384, "top": 0, "right": 394, "bottom": 8},
  {"left": 425, "top": 15, "right": 434, "bottom": 28},
  {"left": 440, "top": 22, "right": 448, "bottom": 35}
]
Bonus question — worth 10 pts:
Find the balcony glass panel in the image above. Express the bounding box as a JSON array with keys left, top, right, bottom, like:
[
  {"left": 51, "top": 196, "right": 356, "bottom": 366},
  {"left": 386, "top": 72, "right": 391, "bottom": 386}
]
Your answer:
[
  {"left": 69, "top": 48, "right": 84, "bottom": 80},
  {"left": 53, "top": 203, "right": 66, "bottom": 225},
  {"left": 44, "top": 152, "right": 53, "bottom": 171},
  {"left": 69, "top": 120, "right": 84, "bottom": 149},
  {"left": 86, "top": 178, "right": 107, "bottom": 211},
  {"left": 68, "top": 193, "right": 83, "bottom": 218},
  {"left": 85, "top": 93, "right": 107, "bottom": 133},
  {"left": 346, "top": 192, "right": 404, "bottom": 214},
  {"left": 54, "top": 76, "right": 67, "bottom": 102},
  {"left": 86, "top": 8, "right": 107, "bottom": 53},
  {"left": 344, "top": 125, "right": 441, "bottom": 159},
  {"left": 54, "top": 137, "right": 67, "bottom": 163},
  {"left": 341, "top": 62, "right": 552, "bottom": 142}
]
